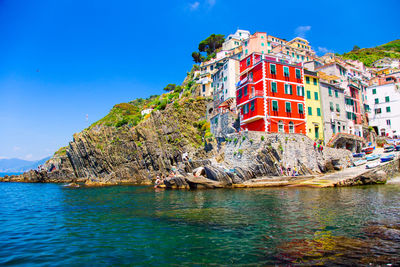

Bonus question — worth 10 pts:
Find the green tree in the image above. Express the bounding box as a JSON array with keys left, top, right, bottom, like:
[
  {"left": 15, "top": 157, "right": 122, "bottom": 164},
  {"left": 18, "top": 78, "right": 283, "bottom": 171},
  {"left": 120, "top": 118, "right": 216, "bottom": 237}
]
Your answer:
[
  {"left": 192, "top": 52, "right": 204, "bottom": 63},
  {"left": 352, "top": 45, "right": 360, "bottom": 52},
  {"left": 163, "top": 84, "right": 176, "bottom": 92},
  {"left": 198, "top": 34, "right": 225, "bottom": 55}
]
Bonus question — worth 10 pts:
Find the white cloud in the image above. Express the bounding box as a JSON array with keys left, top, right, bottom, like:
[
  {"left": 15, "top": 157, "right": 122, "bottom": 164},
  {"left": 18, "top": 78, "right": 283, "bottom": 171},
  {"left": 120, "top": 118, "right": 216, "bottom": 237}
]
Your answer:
[
  {"left": 189, "top": 1, "right": 200, "bottom": 10},
  {"left": 207, "top": 0, "right": 216, "bottom": 7},
  {"left": 13, "top": 146, "right": 21, "bottom": 151},
  {"left": 318, "top": 47, "right": 332, "bottom": 54},
  {"left": 25, "top": 154, "right": 33, "bottom": 160},
  {"left": 295, "top": 26, "right": 311, "bottom": 38}
]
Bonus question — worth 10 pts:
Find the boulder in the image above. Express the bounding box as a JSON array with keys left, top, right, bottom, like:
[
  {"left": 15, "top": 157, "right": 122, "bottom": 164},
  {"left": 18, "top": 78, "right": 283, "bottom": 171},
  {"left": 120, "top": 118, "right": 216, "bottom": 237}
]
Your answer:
[{"left": 185, "top": 175, "right": 225, "bottom": 189}]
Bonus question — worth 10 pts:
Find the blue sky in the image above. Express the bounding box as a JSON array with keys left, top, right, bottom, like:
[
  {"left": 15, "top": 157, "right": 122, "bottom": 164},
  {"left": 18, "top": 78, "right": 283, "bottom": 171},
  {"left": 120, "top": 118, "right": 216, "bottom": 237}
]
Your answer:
[{"left": 0, "top": 0, "right": 399, "bottom": 160}]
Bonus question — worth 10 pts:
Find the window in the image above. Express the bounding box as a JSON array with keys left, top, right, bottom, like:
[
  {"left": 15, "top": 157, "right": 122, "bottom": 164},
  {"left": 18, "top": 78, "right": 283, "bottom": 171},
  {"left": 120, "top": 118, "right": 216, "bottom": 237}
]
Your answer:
[
  {"left": 375, "top": 98, "right": 379, "bottom": 104},
  {"left": 283, "top": 66, "right": 289, "bottom": 77},
  {"left": 306, "top": 76, "right": 310, "bottom": 84},
  {"left": 387, "top": 119, "right": 391, "bottom": 126},
  {"left": 314, "top": 92, "right": 319, "bottom": 100},
  {"left": 372, "top": 88, "right": 376, "bottom": 94},
  {"left": 246, "top": 57, "right": 251, "bottom": 66},
  {"left": 244, "top": 86, "right": 248, "bottom": 96},
  {"left": 249, "top": 72, "right": 253, "bottom": 82},
  {"left": 306, "top": 90, "right": 311, "bottom": 99},
  {"left": 272, "top": 100, "right": 278, "bottom": 111},
  {"left": 289, "top": 122, "right": 294, "bottom": 133},
  {"left": 308, "top": 107, "right": 312, "bottom": 115},
  {"left": 244, "top": 103, "right": 249, "bottom": 114},
  {"left": 261, "top": 42, "right": 264, "bottom": 46},
  {"left": 202, "top": 85, "right": 206, "bottom": 92},
  {"left": 271, "top": 82, "right": 277, "bottom": 93},
  {"left": 298, "top": 103, "right": 304, "bottom": 114},
  {"left": 238, "top": 89, "right": 242, "bottom": 98},
  {"left": 295, "top": 69, "right": 301, "bottom": 79},
  {"left": 346, "top": 112, "right": 352, "bottom": 120},
  {"left": 335, "top": 90, "right": 339, "bottom": 98},
  {"left": 245, "top": 49, "right": 248, "bottom": 54},
  {"left": 375, "top": 108, "right": 381, "bottom": 114},
  {"left": 317, "top": 108, "right": 321, "bottom": 116},
  {"left": 336, "top": 104, "right": 340, "bottom": 112},
  {"left": 385, "top": 96, "right": 390, "bottom": 102},
  {"left": 250, "top": 100, "right": 255, "bottom": 111},
  {"left": 244, "top": 41, "right": 248, "bottom": 47},
  {"left": 297, "top": 86, "right": 304, "bottom": 96},
  {"left": 330, "top": 102, "right": 334, "bottom": 111},
  {"left": 285, "top": 84, "right": 293, "bottom": 94},
  {"left": 328, "top": 87, "right": 332, "bottom": 96},
  {"left": 313, "top": 78, "right": 317, "bottom": 85},
  {"left": 285, "top": 102, "right": 291, "bottom": 112},
  {"left": 386, "top": 106, "right": 391, "bottom": 113},
  {"left": 270, "top": 64, "right": 276, "bottom": 75},
  {"left": 278, "top": 121, "right": 284, "bottom": 133}
]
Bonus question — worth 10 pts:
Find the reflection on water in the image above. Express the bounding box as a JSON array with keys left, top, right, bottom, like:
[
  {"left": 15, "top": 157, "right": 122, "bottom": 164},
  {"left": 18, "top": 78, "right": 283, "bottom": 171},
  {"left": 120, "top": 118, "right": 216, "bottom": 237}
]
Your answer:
[{"left": 0, "top": 183, "right": 399, "bottom": 265}]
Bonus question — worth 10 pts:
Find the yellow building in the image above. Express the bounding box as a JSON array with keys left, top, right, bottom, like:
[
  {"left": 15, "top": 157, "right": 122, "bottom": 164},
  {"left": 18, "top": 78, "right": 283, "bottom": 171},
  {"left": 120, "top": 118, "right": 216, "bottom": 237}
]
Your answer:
[{"left": 304, "top": 69, "right": 324, "bottom": 141}]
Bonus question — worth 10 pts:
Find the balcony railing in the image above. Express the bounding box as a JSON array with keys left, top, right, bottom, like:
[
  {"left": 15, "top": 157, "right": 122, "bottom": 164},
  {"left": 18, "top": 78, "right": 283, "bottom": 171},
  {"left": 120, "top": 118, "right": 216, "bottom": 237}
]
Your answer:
[{"left": 250, "top": 90, "right": 264, "bottom": 98}]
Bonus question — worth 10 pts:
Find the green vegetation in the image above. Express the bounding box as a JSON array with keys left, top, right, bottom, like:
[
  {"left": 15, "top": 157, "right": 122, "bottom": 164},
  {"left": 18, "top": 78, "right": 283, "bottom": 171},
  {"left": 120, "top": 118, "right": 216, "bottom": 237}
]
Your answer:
[
  {"left": 238, "top": 149, "right": 243, "bottom": 155},
  {"left": 341, "top": 39, "right": 400, "bottom": 67},
  {"left": 191, "top": 34, "right": 225, "bottom": 63},
  {"left": 261, "top": 136, "right": 265, "bottom": 141},
  {"left": 54, "top": 146, "right": 67, "bottom": 156}
]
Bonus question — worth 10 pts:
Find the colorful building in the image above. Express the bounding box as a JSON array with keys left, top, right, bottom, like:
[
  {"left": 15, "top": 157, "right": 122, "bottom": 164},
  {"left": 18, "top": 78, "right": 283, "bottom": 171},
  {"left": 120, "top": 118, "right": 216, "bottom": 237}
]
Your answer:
[
  {"left": 236, "top": 53, "right": 306, "bottom": 134},
  {"left": 304, "top": 70, "right": 324, "bottom": 141}
]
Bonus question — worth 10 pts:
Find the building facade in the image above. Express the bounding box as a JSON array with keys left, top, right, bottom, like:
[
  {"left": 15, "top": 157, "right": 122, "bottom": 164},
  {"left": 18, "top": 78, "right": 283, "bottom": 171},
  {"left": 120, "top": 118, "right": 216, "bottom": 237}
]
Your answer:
[
  {"left": 304, "top": 70, "right": 324, "bottom": 141},
  {"left": 236, "top": 53, "right": 306, "bottom": 134},
  {"left": 319, "top": 81, "right": 347, "bottom": 143},
  {"left": 366, "top": 82, "right": 400, "bottom": 138}
]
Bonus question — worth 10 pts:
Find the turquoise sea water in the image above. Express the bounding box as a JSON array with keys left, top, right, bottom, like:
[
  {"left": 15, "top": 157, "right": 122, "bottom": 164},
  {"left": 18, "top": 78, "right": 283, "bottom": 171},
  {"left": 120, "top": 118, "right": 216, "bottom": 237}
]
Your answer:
[{"left": 1, "top": 183, "right": 400, "bottom": 265}]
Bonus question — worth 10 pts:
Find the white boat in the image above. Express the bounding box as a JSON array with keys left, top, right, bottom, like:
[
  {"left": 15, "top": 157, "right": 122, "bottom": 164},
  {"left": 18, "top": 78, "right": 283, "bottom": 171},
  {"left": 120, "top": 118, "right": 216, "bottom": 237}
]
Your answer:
[
  {"left": 353, "top": 159, "right": 367, "bottom": 166},
  {"left": 366, "top": 162, "right": 380, "bottom": 169}
]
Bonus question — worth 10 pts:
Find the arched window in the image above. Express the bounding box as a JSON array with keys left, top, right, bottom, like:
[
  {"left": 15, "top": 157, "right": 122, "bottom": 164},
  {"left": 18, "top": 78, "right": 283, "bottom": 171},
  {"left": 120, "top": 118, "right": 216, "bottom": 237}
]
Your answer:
[
  {"left": 289, "top": 121, "right": 294, "bottom": 133},
  {"left": 278, "top": 120, "right": 284, "bottom": 133}
]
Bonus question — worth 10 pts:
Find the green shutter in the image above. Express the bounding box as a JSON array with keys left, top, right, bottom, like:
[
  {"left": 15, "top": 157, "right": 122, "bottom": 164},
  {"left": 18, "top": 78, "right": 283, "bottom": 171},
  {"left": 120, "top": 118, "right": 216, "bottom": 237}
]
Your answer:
[
  {"left": 286, "top": 102, "right": 291, "bottom": 112},
  {"left": 250, "top": 100, "right": 255, "bottom": 111},
  {"left": 271, "top": 82, "right": 277, "bottom": 92},
  {"left": 385, "top": 96, "right": 390, "bottom": 102},
  {"left": 296, "top": 69, "right": 301, "bottom": 79},
  {"left": 314, "top": 92, "right": 319, "bottom": 100},
  {"left": 272, "top": 100, "right": 278, "bottom": 111},
  {"left": 317, "top": 108, "right": 321, "bottom": 116},
  {"left": 335, "top": 90, "right": 339, "bottom": 98},
  {"left": 308, "top": 107, "right": 312, "bottom": 115},
  {"left": 271, "top": 64, "right": 276, "bottom": 74},
  {"left": 328, "top": 87, "right": 332, "bottom": 96},
  {"left": 290, "top": 84, "right": 293, "bottom": 94},
  {"left": 306, "top": 76, "right": 310, "bottom": 84},
  {"left": 386, "top": 106, "right": 391, "bottom": 113},
  {"left": 336, "top": 104, "right": 340, "bottom": 112},
  {"left": 307, "top": 90, "right": 311, "bottom": 99},
  {"left": 372, "top": 88, "right": 376, "bottom": 94},
  {"left": 330, "top": 102, "right": 334, "bottom": 111},
  {"left": 375, "top": 98, "right": 379, "bottom": 104},
  {"left": 299, "top": 104, "right": 304, "bottom": 114}
]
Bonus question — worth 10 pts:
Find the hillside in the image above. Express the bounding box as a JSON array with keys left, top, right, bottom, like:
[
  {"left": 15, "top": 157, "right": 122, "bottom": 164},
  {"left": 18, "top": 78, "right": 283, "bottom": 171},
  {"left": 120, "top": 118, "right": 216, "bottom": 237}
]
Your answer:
[
  {"left": 0, "top": 157, "right": 50, "bottom": 172},
  {"left": 341, "top": 39, "right": 400, "bottom": 67}
]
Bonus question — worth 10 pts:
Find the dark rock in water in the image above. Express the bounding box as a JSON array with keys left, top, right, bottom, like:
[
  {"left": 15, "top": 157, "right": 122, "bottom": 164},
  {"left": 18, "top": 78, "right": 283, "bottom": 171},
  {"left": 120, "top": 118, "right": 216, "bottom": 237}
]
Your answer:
[
  {"left": 203, "top": 166, "right": 232, "bottom": 185},
  {"left": 164, "top": 176, "right": 189, "bottom": 189},
  {"left": 364, "top": 224, "right": 400, "bottom": 241},
  {"left": 185, "top": 175, "right": 224, "bottom": 189}
]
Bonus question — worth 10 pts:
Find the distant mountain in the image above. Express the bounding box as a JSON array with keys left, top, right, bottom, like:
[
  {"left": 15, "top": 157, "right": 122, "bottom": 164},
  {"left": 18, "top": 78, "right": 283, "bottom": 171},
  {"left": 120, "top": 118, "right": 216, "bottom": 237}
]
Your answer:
[
  {"left": 341, "top": 39, "right": 400, "bottom": 67},
  {"left": 0, "top": 157, "right": 51, "bottom": 172}
]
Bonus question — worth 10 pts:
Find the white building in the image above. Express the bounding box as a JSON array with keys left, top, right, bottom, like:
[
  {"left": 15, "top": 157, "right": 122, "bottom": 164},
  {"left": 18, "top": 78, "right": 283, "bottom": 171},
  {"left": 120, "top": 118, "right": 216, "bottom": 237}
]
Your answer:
[
  {"left": 222, "top": 29, "right": 250, "bottom": 51},
  {"left": 367, "top": 82, "right": 400, "bottom": 138}
]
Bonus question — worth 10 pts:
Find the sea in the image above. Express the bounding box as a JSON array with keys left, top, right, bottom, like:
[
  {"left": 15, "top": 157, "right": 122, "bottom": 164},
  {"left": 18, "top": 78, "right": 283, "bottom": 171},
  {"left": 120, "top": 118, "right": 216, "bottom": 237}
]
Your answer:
[{"left": 0, "top": 182, "right": 399, "bottom": 265}]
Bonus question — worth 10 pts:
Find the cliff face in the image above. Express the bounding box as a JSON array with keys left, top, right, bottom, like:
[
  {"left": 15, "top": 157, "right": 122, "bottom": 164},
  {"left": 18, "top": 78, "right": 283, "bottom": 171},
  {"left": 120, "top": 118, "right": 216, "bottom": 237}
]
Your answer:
[{"left": 4, "top": 97, "right": 213, "bottom": 184}]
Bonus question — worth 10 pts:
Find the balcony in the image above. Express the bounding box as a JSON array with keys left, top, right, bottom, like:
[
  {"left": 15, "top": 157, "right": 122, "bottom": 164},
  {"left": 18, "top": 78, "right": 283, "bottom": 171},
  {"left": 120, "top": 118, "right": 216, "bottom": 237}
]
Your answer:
[{"left": 249, "top": 90, "right": 264, "bottom": 99}]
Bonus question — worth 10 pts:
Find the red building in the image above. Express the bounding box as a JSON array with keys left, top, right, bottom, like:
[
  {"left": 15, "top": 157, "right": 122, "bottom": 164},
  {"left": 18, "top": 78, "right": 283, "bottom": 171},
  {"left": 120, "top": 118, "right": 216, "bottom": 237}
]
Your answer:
[{"left": 236, "top": 53, "right": 306, "bottom": 133}]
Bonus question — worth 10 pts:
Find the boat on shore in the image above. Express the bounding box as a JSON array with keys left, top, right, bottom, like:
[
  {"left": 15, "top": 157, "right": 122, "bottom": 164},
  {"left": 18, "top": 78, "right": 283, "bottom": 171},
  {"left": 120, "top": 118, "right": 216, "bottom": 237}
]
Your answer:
[
  {"left": 384, "top": 145, "right": 395, "bottom": 153},
  {"left": 352, "top": 152, "right": 365, "bottom": 158},
  {"left": 366, "top": 154, "right": 380, "bottom": 161},
  {"left": 362, "top": 146, "right": 374, "bottom": 154},
  {"left": 381, "top": 154, "right": 395, "bottom": 163},
  {"left": 353, "top": 159, "right": 367, "bottom": 166},
  {"left": 366, "top": 162, "right": 380, "bottom": 169}
]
